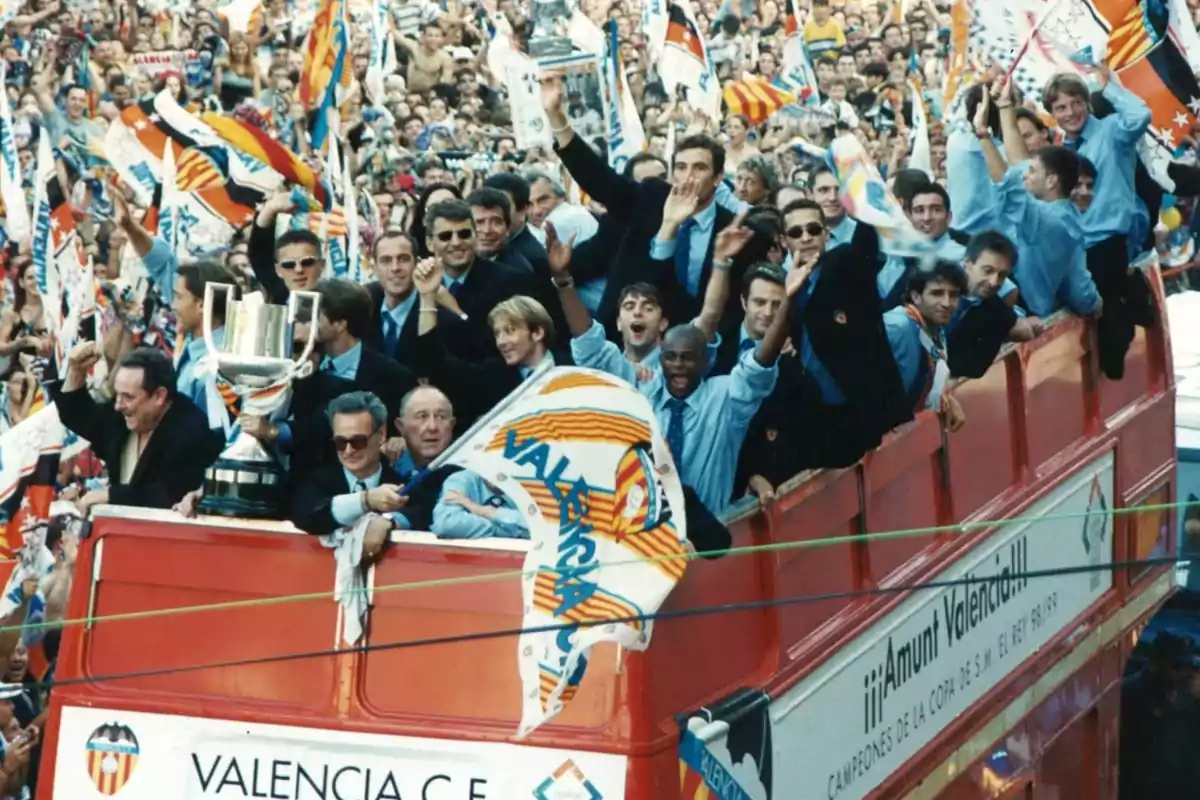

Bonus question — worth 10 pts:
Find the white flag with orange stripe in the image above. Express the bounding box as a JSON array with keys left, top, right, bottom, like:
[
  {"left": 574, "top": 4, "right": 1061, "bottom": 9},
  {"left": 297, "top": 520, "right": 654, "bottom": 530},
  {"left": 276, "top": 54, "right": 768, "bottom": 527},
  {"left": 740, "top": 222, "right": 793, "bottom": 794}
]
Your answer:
[{"left": 444, "top": 366, "right": 690, "bottom": 737}]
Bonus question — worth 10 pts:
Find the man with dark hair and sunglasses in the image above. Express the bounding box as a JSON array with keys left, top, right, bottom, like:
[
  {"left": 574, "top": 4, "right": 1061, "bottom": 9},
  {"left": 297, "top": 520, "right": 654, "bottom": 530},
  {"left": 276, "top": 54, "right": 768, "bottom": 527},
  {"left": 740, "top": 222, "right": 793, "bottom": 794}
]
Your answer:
[
  {"left": 419, "top": 199, "right": 525, "bottom": 363},
  {"left": 764, "top": 198, "right": 910, "bottom": 473},
  {"left": 290, "top": 392, "right": 410, "bottom": 563},
  {"left": 247, "top": 191, "right": 330, "bottom": 303}
]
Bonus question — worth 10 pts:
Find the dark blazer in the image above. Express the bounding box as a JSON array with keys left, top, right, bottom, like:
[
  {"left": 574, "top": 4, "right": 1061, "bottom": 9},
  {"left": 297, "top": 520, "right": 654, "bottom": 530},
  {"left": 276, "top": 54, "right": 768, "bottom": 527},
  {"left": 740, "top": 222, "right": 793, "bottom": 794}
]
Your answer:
[
  {"left": 554, "top": 136, "right": 733, "bottom": 336},
  {"left": 290, "top": 459, "right": 405, "bottom": 536},
  {"left": 506, "top": 227, "right": 575, "bottom": 363},
  {"left": 947, "top": 297, "right": 1017, "bottom": 379},
  {"left": 288, "top": 369, "right": 357, "bottom": 474},
  {"left": 567, "top": 212, "right": 622, "bottom": 286},
  {"left": 414, "top": 327, "right": 573, "bottom": 434},
  {"left": 495, "top": 243, "right": 535, "bottom": 276},
  {"left": 248, "top": 223, "right": 289, "bottom": 304},
  {"left": 791, "top": 223, "right": 913, "bottom": 451},
  {"left": 51, "top": 383, "right": 224, "bottom": 509},
  {"left": 442, "top": 256, "right": 526, "bottom": 362},
  {"left": 390, "top": 463, "right": 461, "bottom": 532},
  {"left": 349, "top": 345, "right": 419, "bottom": 430},
  {"left": 362, "top": 282, "right": 464, "bottom": 371}
]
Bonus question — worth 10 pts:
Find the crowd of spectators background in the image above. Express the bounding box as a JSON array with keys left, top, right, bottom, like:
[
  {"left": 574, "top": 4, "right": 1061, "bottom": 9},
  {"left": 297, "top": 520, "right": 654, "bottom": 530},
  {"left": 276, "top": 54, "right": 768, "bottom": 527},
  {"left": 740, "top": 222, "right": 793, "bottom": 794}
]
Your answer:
[{"left": 0, "top": 0, "right": 1189, "bottom": 794}]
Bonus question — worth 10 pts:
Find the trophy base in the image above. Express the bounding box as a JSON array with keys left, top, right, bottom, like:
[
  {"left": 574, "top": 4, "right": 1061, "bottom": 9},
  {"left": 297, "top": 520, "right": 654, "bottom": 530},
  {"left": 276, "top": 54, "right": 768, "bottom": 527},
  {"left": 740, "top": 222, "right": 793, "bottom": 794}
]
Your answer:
[
  {"left": 198, "top": 458, "right": 285, "bottom": 519},
  {"left": 529, "top": 37, "right": 576, "bottom": 58}
]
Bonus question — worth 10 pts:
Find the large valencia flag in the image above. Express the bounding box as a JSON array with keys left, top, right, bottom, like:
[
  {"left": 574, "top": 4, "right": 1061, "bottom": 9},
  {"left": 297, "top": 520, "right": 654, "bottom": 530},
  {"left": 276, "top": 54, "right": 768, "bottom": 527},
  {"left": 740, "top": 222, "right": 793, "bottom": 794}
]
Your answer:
[{"left": 442, "top": 366, "right": 691, "bottom": 737}]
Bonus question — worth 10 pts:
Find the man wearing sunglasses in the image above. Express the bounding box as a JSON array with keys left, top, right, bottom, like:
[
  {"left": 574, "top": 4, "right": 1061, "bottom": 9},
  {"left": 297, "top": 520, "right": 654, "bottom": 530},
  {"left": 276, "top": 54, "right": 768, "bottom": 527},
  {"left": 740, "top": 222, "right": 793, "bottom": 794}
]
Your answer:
[
  {"left": 290, "top": 392, "right": 410, "bottom": 564},
  {"left": 248, "top": 192, "right": 328, "bottom": 304},
  {"left": 421, "top": 199, "right": 525, "bottom": 363},
  {"left": 773, "top": 198, "right": 911, "bottom": 473}
]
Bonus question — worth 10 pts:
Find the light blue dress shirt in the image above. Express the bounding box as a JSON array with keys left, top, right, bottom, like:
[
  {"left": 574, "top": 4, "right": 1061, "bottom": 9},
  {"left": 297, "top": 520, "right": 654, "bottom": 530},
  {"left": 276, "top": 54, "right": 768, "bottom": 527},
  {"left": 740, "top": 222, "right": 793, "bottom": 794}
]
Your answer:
[
  {"left": 381, "top": 292, "right": 417, "bottom": 340},
  {"left": 714, "top": 181, "right": 751, "bottom": 214},
  {"left": 442, "top": 264, "right": 473, "bottom": 294},
  {"left": 649, "top": 199, "right": 719, "bottom": 296},
  {"left": 321, "top": 341, "right": 363, "bottom": 380},
  {"left": 876, "top": 234, "right": 967, "bottom": 300},
  {"left": 433, "top": 469, "right": 530, "bottom": 539},
  {"left": 175, "top": 326, "right": 224, "bottom": 417},
  {"left": 571, "top": 320, "right": 777, "bottom": 513},
  {"left": 825, "top": 215, "right": 859, "bottom": 250},
  {"left": 884, "top": 306, "right": 945, "bottom": 404},
  {"left": 1065, "top": 80, "right": 1152, "bottom": 247},
  {"left": 994, "top": 165, "right": 1100, "bottom": 317},
  {"left": 143, "top": 237, "right": 180, "bottom": 300},
  {"left": 518, "top": 352, "right": 555, "bottom": 380},
  {"left": 330, "top": 465, "right": 411, "bottom": 529},
  {"left": 946, "top": 128, "right": 1013, "bottom": 237}
]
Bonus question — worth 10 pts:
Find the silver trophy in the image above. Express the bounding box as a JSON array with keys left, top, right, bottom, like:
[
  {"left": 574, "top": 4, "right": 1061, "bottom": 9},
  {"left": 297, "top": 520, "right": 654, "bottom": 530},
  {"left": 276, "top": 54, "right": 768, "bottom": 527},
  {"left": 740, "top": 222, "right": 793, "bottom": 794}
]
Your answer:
[
  {"left": 528, "top": 0, "right": 575, "bottom": 57},
  {"left": 196, "top": 283, "right": 320, "bottom": 519}
]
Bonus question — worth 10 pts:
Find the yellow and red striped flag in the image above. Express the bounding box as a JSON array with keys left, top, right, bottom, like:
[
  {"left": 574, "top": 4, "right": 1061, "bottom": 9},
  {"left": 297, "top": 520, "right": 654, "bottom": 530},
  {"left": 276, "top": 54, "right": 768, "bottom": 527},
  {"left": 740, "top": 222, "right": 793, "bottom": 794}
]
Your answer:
[{"left": 722, "top": 76, "right": 798, "bottom": 125}]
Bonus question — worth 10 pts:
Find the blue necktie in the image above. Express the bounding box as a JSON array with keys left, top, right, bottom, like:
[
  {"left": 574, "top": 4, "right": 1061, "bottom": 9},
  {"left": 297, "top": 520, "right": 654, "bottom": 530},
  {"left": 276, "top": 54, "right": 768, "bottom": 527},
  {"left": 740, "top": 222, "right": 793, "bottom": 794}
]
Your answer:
[
  {"left": 381, "top": 313, "right": 400, "bottom": 357},
  {"left": 448, "top": 280, "right": 462, "bottom": 297},
  {"left": 666, "top": 397, "right": 686, "bottom": 469},
  {"left": 1065, "top": 134, "right": 1083, "bottom": 152},
  {"left": 739, "top": 338, "right": 756, "bottom": 355},
  {"left": 673, "top": 219, "right": 696, "bottom": 296}
]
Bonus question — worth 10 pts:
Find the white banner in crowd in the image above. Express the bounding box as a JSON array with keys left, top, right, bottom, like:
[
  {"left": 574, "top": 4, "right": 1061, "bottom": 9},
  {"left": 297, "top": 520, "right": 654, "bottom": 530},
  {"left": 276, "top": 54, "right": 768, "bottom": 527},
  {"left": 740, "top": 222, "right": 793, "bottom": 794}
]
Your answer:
[{"left": 443, "top": 367, "right": 690, "bottom": 737}]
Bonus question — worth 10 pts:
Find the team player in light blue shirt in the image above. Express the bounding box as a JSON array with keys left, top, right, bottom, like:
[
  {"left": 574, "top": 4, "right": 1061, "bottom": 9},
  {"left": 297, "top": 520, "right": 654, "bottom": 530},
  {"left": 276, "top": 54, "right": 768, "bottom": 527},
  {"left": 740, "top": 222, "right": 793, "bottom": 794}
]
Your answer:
[
  {"left": 1042, "top": 64, "right": 1152, "bottom": 379},
  {"left": 973, "top": 83, "right": 1102, "bottom": 320},
  {"left": 550, "top": 214, "right": 793, "bottom": 514}
]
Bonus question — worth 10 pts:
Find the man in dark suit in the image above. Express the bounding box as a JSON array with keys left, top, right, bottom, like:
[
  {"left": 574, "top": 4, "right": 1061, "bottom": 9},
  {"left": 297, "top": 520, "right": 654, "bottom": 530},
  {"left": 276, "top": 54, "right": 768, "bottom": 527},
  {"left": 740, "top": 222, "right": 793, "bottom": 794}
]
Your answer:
[
  {"left": 360, "top": 230, "right": 463, "bottom": 371},
  {"left": 538, "top": 76, "right": 739, "bottom": 337},
  {"left": 421, "top": 199, "right": 527, "bottom": 363},
  {"left": 466, "top": 188, "right": 573, "bottom": 362},
  {"left": 247, "top": 192, "right": 328, "bottom": 304},
  {"left": 465, "top": 187, "right": 536, "bottom": 276},
  {"left": 775, "top": 199, "right": 912, "bottom": 471},
  {"left": 482, "top": 172, "right": 554, "bottom": 276},
  {"left": 313, "top": 279, "right": 419, "bottom": 431},
  {"left": 53, "top": 344, "right": 224, "bottom": 512},
  {"left": 290, "top": 392, "right": 410, "bottom": 562}
]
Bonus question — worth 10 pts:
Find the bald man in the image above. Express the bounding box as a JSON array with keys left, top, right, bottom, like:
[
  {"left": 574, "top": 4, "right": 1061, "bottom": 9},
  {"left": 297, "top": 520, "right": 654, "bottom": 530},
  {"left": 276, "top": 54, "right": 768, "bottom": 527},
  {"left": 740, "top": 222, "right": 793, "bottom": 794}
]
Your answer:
[{"left": 391, "top": 386, "right": 461, "bottom": 531}]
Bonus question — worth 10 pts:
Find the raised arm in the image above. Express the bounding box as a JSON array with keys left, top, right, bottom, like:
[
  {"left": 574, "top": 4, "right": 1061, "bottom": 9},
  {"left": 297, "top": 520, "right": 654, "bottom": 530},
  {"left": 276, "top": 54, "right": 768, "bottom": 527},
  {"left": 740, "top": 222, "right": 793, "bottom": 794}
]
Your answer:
[
  {"left": 540, "top": 74, "right": 640, "bottom": 215},
  {"left": 695, "top": 211, "right": 753, "bottom": 341},
  {"left": 995, "top": 81, "right": 1030, "bottom": 166},
  {"left": 1095, "top": 64, "right": 1152, "bottom": 145},
  {"left": 544, "top": 222, "right": 593, "bottom": 338},
  {"left": 974, "top": 89, "right": 1009, "bottom": 184}
]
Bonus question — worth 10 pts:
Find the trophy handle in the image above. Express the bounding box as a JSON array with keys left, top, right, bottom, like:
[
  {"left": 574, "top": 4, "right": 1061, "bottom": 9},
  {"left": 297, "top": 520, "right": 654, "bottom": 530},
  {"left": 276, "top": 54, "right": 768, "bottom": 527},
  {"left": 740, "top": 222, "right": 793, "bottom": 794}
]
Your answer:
[
  {"left": 202, "top": 282, "right": 235, "bottom": 359},
  {"left": 289, "top": 291, "right": 321, "bottom": 367}
]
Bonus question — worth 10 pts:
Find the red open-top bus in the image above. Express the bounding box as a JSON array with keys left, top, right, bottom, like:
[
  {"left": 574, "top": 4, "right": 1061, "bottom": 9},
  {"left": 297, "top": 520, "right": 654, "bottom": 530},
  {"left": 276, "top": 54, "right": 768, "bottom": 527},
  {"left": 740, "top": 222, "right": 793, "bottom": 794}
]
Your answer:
[{"left": 34, "top": 282, "right": 1176, "bottom": 799}]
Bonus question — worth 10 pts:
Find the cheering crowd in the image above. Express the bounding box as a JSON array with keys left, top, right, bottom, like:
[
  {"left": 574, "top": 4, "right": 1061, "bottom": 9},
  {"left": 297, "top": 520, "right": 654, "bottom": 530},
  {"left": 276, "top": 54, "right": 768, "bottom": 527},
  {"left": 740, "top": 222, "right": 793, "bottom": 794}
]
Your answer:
[{"left": 0, "top": 0, "right": 1189, "bottom": 792}]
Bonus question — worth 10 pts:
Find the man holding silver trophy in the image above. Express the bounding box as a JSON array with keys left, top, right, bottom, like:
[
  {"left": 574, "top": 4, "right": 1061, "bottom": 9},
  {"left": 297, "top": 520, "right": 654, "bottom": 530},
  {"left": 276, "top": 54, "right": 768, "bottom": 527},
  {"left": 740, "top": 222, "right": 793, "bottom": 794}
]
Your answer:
[{"left": 191, "top": 282, "right": 323, "bottom": 519}]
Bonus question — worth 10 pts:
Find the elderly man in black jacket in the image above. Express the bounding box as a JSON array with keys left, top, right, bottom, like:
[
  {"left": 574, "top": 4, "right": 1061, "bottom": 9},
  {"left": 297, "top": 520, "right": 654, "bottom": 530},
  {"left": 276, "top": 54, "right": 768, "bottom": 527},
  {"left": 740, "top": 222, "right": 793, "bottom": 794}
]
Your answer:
[{"left": 53, "top": 344, "right": 224, "bottom": 513}]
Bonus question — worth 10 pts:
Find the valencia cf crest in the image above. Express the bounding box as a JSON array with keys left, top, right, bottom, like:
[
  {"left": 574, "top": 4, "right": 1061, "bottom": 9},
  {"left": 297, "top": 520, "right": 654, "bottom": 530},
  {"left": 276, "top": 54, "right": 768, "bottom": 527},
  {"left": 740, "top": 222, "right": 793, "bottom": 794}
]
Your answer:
[{"left": 84, "top": 723, "right": 140, "bottom": 796}]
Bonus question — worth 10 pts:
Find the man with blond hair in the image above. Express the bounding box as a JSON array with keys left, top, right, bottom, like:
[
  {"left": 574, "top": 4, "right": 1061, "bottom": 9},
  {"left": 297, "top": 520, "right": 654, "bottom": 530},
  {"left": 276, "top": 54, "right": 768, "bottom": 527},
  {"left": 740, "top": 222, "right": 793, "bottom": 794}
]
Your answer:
[{"left": 411, "top": 257, "right": 572, "bottom": 430}]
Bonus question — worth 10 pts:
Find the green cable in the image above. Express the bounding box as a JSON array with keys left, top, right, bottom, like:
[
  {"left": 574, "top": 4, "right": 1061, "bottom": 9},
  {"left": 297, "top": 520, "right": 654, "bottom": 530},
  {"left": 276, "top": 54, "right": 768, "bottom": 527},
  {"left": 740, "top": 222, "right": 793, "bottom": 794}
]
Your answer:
[{"left": 4, "top": 499, "right": 1193, "bottom": 636}]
